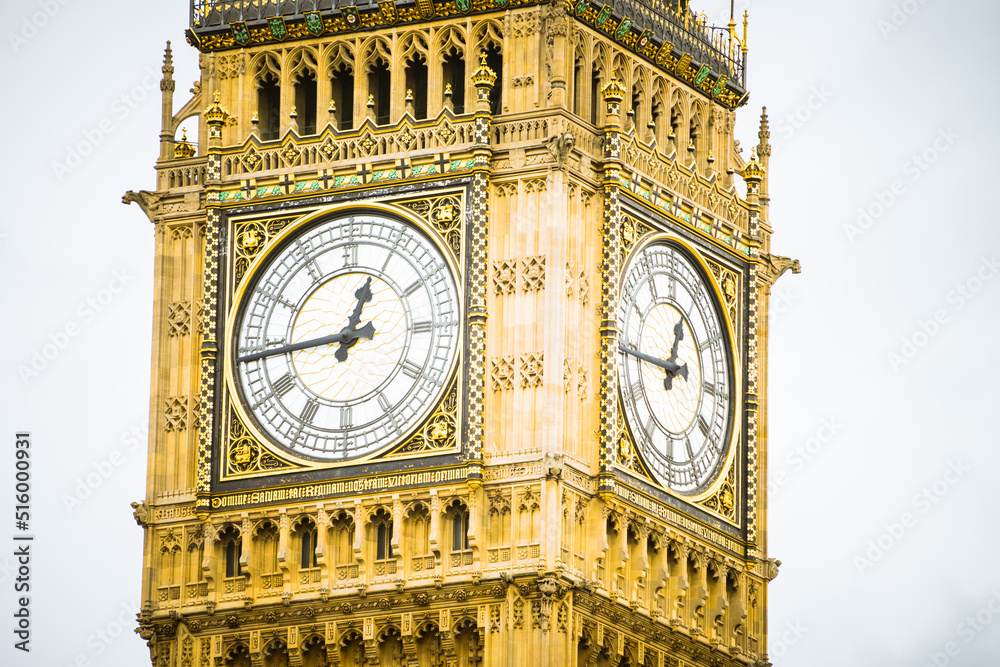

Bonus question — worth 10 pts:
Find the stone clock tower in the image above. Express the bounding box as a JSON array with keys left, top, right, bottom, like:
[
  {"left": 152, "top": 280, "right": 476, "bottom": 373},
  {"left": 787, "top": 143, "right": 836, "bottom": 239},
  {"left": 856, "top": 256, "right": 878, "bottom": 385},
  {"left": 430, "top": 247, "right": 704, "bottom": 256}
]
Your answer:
[{"left": 126, "top": 1, "right": 797, "bottom": 666}]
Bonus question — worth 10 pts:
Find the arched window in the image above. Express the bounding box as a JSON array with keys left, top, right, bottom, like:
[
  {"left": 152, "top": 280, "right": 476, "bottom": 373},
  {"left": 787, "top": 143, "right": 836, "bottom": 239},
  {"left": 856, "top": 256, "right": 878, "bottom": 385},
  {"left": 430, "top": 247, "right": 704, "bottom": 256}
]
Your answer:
[
  {"left": 329, "top": 61, "right": 355, "bottom": 131},
  {"left": 257, "top": 72, "right": 281, "bottom": 141},
  {"left": 368, "top": 57, "right": 391, "bottom": 124},
  {"left": 294, "top": 69, "right": 318, "bottom": 135},
  {"left": 442, "top": 48, "right": 465, "bottom": 114},
  {"left": 298, "top": 520, "right": 318, "bottom": 569},
  {"left": 484, "top": 43, "right": 503, "bottom": 115},
  {"left": 452, "top": 508, "right": 469, "bottom": 552},
  {"left": 405, "top": 55, "right": 428, "bottom": 119},
  {"left": 220, "top": 526, "right": 242, "bottom": 578},
  {"left": 377, "top": 520, "right": 393, "bottom": 560}
]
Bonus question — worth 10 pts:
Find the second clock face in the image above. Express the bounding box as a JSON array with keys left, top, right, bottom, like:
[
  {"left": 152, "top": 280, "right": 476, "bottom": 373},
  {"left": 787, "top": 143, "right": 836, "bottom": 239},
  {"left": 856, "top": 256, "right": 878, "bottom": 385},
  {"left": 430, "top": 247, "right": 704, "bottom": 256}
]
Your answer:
[
  {"left": 618, "top": 240, "right": 734, "bottom": 494},
  {"left": 232, "top": 211, "right": 460, "bottom": 461}
]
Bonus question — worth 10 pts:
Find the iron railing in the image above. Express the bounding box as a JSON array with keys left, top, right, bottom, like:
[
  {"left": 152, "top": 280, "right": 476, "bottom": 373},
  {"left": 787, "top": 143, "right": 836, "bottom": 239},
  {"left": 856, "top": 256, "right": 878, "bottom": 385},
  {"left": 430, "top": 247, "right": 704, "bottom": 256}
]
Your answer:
[
  {"left": 190, "top": 0, "right": 744, "bottom": 87},
  {"left": 614, "top": 0, "right": 745, "bottom": 86}
]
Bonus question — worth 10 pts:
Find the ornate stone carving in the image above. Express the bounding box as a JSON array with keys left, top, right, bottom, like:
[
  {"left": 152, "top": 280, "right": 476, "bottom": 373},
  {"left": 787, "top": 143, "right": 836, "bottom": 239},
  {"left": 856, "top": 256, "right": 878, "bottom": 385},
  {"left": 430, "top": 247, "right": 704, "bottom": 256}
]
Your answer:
[
  {"left": 490, "top": 356, "right": 514, "bottom": 392},
  {"left": 521, "top": 256, "right": 546, "bottom": 292},
  {"left": 164, "top": 396, "right": 188, "bottom": 432},
  {"left": 492, "top": 259, "right": 517, "bottom": 295},
  {"left": 519, "top": 352, "right": 544, "bottom": 389},
  {"left": 167, "top": 301, "right": 191, "bottom": 337}
]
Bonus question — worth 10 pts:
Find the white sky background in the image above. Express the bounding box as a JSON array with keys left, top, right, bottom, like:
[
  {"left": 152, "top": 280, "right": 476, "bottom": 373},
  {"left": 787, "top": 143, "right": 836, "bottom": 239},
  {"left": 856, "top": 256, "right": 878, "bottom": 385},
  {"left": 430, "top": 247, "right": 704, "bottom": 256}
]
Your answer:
[{"left": 1, "top": 0, "right": 998, "bottom": 665}]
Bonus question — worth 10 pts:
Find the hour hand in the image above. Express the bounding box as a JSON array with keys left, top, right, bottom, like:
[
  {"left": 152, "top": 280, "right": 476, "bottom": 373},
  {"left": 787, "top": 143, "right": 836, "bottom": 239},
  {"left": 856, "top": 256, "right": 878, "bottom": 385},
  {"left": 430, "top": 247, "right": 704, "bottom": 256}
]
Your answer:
[{"left": 334, "top": 277, "right": 376, "bottom": 362}]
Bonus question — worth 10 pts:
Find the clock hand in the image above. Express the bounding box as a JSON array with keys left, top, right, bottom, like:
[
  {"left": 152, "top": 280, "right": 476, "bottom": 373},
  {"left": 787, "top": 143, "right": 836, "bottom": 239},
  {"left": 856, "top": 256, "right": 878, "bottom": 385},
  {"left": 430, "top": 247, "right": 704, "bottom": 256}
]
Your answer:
[
  {"left": 237, "top": 331, "right": 351, "bottom": 363},
  {"left": 334, "top": 276, "right": 376, "bottom": 362},
  {"left": 238, "top": 277, "right": 377, "bottom": 364},
  {"left": 619, "top": 340, "right": 689, "bottom": 391}
]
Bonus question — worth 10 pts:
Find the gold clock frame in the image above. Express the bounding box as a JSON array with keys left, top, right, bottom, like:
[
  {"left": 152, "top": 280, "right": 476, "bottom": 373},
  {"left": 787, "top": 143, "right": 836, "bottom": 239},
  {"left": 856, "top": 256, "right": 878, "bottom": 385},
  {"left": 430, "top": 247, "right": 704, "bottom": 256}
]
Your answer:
[
  {"left": 220, "top": 200, "right": 466, "bottom": 478},
  {"left": 617, "top": 231, "right": 744, "bottom": 508}
]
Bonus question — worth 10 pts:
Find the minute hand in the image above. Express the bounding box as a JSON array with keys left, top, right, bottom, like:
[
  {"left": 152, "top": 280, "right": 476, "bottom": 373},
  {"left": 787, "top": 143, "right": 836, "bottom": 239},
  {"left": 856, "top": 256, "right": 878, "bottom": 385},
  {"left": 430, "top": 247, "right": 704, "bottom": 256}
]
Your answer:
[
  {"left": 238, "top": 332, "right": 349, "bottom": 363},
  {"left": 619, "top": 343, "right": 686, "bottom": 375},
  {"left": 619, "top": 342, "right": 689, "bottom": 391}
]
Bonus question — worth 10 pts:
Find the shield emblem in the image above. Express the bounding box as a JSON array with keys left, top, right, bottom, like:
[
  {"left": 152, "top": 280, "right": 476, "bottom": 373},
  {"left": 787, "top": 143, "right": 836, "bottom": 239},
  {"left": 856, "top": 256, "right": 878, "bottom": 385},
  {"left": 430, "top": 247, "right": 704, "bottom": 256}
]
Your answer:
[
  {"left": 596, "top": 5, "right": 612, "bottom": 27},
  {"left": 230, "top": 22, "right": 250, "bottom": 46},
  {"left": 615, "top": 17, "right": 632, "bottom": 40},
  {"left": 575, "top": 0, "right": 589, "bottom": 15},
  {"left": 304, "top": 11, "right": 324, "bottom": 35},
  {"left": 267, "top": 17, "right": 287, "bottom": 40},
  {"left": 655, "top": 41, "right": 674, "bottom": 66},
  {"left": 378, "top": 1, "right": 398, "bottom": 23},
  {"left": 637, "top": 29, "right": 653, "bottom": 50},
  {"left": 694, "top": 65, "right": 711, "bottom": 86},
  {"left": 342, "top": 6, "right": 360, "bottom": 29},
  {"left": 712, "top": 76, "right": 728, "bottom": 98},
  {"left": 456, "top": 0, "right": 471, "bottom": 12}
]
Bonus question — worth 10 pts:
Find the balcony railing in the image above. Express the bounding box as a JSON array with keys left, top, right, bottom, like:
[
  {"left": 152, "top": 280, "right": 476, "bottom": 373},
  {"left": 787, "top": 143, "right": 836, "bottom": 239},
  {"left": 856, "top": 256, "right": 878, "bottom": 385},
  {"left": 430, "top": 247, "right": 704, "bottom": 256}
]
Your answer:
[
  {"left": 191, "top": 0, "right": 400, "bottom": 29},
  {"left": 614, "top": 0, "right": 745, "bottom": 85},
  {"left": 190, "top": 0, "right": 744, "bottom": 87}
]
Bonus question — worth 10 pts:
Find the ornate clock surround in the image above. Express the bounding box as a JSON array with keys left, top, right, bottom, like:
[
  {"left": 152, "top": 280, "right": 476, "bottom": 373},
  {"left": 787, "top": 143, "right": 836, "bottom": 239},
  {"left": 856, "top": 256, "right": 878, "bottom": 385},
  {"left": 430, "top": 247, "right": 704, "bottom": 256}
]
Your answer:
[
  {"left": 204, "top": 184, "right": 480, "bottom": 504},
  {"left": 613, "top": 199, "right": 751, "bottom": 540}
]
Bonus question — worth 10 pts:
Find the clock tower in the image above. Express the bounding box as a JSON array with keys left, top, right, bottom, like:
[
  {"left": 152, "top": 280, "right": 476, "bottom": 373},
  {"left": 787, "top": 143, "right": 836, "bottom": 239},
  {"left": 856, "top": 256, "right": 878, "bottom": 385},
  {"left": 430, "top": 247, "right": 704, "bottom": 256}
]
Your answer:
[{"left": 127, "top": 1, "right": 797, "bottom": 666}]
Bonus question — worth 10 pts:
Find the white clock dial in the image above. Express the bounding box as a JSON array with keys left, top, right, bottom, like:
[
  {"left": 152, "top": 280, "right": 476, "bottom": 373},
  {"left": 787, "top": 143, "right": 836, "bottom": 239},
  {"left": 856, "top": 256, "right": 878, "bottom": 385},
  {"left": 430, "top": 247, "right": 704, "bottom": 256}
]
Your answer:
[
  {"left": 232, "top": 212, "right": 460, "bottom": 461},
  {"left": 618, "top": 240, "right": 734, "bottom": 493}
]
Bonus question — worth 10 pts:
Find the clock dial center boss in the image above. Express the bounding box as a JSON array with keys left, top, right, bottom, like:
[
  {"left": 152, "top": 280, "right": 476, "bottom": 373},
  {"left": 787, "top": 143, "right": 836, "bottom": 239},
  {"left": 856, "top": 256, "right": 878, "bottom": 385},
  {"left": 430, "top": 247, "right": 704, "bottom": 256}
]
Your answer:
[
  {"left": 229, "top": 209, "right": 461, "bottom": 462},
  {"left": 617, "top": 238, "right": 735, "bottom": 494}
]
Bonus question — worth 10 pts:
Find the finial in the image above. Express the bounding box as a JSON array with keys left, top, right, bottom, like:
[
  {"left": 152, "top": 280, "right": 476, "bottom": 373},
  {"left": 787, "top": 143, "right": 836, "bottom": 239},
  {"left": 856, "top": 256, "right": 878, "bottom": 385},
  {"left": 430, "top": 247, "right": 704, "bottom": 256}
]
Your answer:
[
  {"left": 163, "top": 41, "right": 173, "bottom": 69},
  {"left": 743, "top": 147, "right": 765, "bottom": 183},
  {"left": 471, "top": 53, "right": 497, "bottom": 89},
  {"left": 251, "top": 111, "right": 259, "bottom": 125},
  {"left": 328, "top": 100, "right": 336, "bottom": 113},
  {"left": 174, "top": 128, "right": 195, "bottom": 158},
  {"left": 601, "top": 79, "right": 625, "bottom": 103},
  {"left": 405, "top": 89, "right": 414, "bottom": 102},
  {"left": 204, "top": 91, "right": 229, "bottom": 124},
  {"left": 444, "top": 83, "right": 453, "bottom": 96},
  {"left": 688, "top": 139, "right": 696, "bottom": 153},
  {"left": 289, "top": 106, "right": 298, "bottom": 119},
  {"left": 367, "top": 94, "right": 374, "bottom": 107}
]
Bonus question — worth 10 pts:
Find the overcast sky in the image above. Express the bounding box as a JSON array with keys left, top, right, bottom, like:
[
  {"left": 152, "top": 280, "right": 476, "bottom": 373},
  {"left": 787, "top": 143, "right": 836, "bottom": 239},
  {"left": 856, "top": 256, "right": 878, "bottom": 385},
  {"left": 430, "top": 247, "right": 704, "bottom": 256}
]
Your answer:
[{"left": 1, "top": 1, "right": 998, "bottom": 665}]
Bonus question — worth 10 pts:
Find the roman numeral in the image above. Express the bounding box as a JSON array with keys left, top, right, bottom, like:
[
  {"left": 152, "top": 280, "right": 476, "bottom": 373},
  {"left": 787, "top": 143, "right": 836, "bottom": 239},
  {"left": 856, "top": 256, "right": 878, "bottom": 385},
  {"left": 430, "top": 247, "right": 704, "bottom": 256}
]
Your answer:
[
  {"left": 272, "top": 373, "right": 295, "bottom": 397},
  {"left": 402, "top": 360, "right": 422, "bottom": 379},
  {"left": 644, "top": 416, "right": 657, "bottom": 441},
  {"left": 403, "top": 280, "right": 422, "bottom": 298},
  {"left": 698, "top": 414, "right": 710, "bottom": 438},
  {"left": 339, "top": 406, "right": 353, "bottom": 429},
  {"left": 685, "top": 437, "right": 695, "bottom": 460},
  {"left": 377, "top": 393, "right": 392, "bottom": 412},
  {"left": 306, "top": 260, "right": 322, "bottom": 282},
  {"left": 343, "top": 244, "right": 358, "bottom": 267},
  {"left": 300, "top": 400, "right": 319, "bottom": 424},
  {"left": 411, "top": 320, "right": 432, "bottom": 334},
  {"left": 630, "top": 380, "right": 643, "bottom": 398}
]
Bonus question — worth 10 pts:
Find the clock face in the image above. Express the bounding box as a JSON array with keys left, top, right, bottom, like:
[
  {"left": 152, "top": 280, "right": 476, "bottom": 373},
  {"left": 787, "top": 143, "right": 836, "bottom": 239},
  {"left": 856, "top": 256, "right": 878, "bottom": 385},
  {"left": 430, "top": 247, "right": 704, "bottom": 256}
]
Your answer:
[
  {"left": 618, "top": 240, "right": 734, "bottom": 494},
  {"left": 231, "top": 211, "right": 460, "bottom": 461}
]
